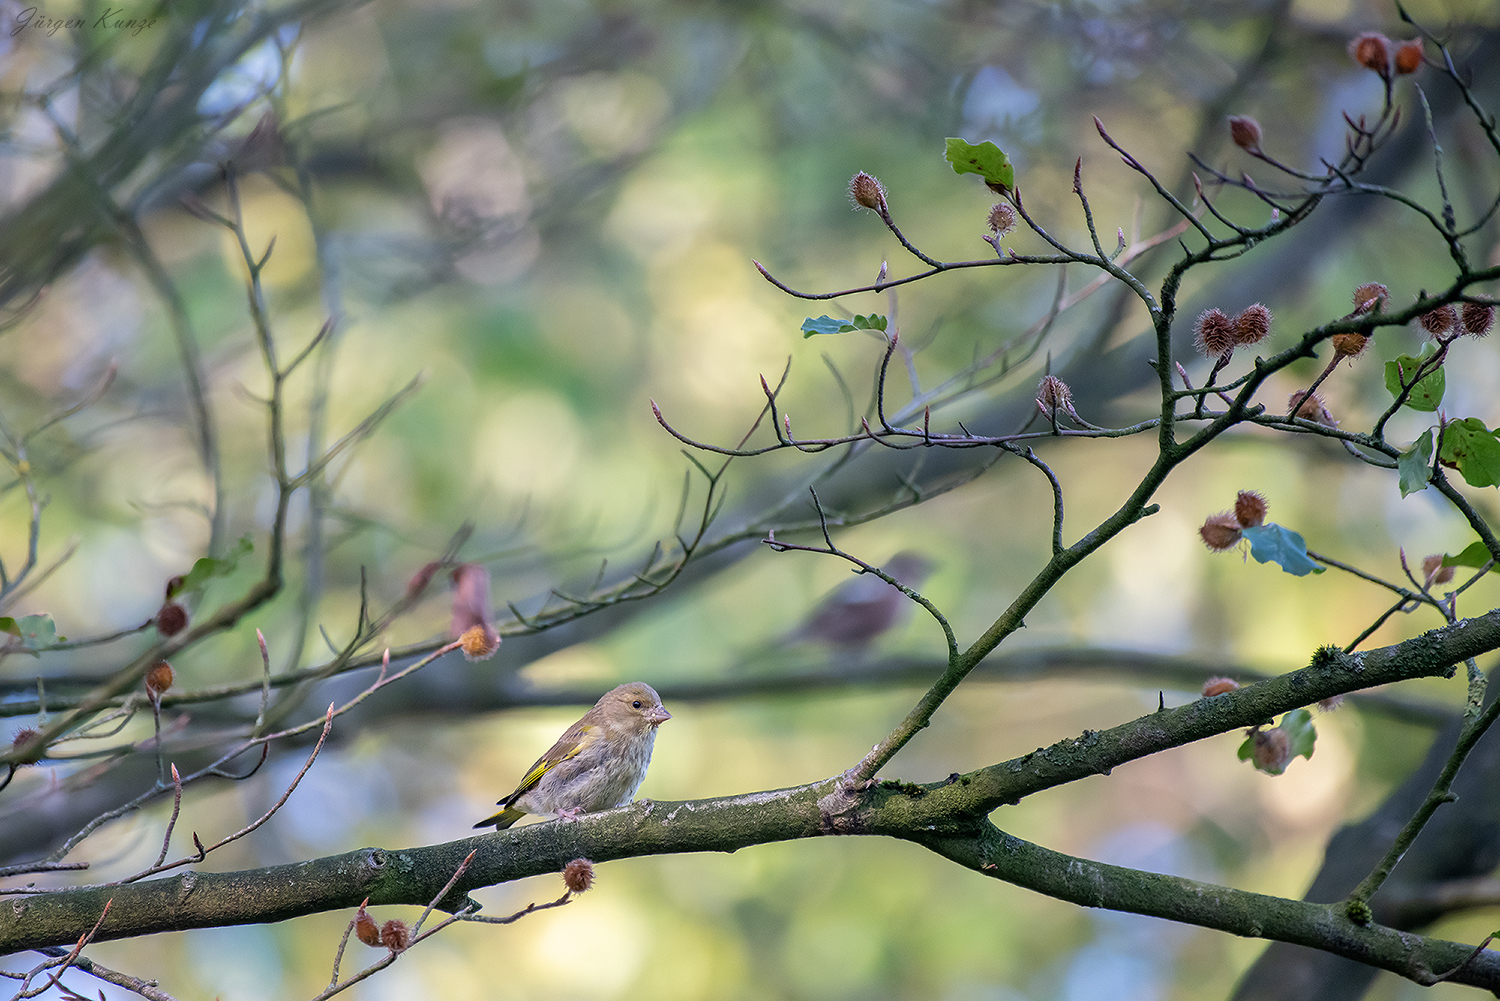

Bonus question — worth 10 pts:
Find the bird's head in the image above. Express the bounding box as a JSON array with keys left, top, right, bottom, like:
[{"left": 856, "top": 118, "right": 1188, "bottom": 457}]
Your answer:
[{"left": 598, "top": 682, "right": 672, "bottom": 732}]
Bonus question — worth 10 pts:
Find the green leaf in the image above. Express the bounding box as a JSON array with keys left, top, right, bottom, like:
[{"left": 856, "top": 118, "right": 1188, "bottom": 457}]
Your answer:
[
  {"left": 1282, "top": 708, "right": 1318, "bottom": 761},
  {"left": 1241, "top": 524, "right": 1325, "bottom": 576},
  {"left": 1397, "top": 429, "right": 1434, "bottom": 497},
  {"left": 169, "top": 534, "right": 255, "bottom": 597},
  {"left": 1383, "top": 344, "right": 1445, "bottom": 411},
  {"left": 1237, "top": 709, "right": 1318, "bottom": 776},
  {"left": 801, "top": 314, "right": 888, "bottom": 338},
  {"left": 944, "top": 137, "right": 1015, "bottom": 193},
  {"left": 1439, "top": 418, "right": 1500, "bottom": 488},
  {"left": 0, "top": 613, "right": 58, "bottom": 654},
  {"left": 1444, "top": 541, "right": 1497, "bottom": 571}
]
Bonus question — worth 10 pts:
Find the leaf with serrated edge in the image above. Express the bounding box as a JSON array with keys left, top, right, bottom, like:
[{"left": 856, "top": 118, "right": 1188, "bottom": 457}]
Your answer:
[{"left": 1439, "top": 418, "right": 1500, "bottom": 488}]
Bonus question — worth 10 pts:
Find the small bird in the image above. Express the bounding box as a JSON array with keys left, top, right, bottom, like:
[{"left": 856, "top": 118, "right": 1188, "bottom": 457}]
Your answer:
[
  {"left": 473, "top": 682, "right": 671, "bottom": 830},
  {"left": 782, "top": 552, "right": 934, "bottom": 649}
]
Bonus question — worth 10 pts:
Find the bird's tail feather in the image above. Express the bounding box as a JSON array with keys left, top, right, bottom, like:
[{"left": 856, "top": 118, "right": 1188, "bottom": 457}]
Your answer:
[{"left": 473, "top": 806, "right": 525, "bottom": 830}]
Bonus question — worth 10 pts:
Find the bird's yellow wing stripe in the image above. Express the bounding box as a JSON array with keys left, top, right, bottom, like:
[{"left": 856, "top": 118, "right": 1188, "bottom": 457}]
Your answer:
[{"left": 510, "top": 723, "right": 597, "bottom": 797}]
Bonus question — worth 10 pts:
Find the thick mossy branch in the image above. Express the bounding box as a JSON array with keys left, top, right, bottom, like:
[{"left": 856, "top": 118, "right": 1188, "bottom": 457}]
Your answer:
[
  {"left": 0, "top": 784, "right": 830, "bottom": 953},
  {"left": 917, "top": 826, "right": 1500, "bottom": 991},
  {"left": 9, "top": 771, "right": 1500, "bottom": 990},
  {"left": 953, "top": 612, "right": 1494, "bottom": 813},
  {"left": 8, "top": 610, "right": 1500, "bottom": 971}
]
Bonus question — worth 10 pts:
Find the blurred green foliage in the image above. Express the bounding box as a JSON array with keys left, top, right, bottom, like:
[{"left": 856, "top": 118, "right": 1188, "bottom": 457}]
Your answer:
[{"left": 3, "top": 0, "right": 1500, "bottom": 997}]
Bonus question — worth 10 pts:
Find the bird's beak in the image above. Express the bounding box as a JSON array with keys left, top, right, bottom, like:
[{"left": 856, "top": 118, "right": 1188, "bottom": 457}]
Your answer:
[{"left": 650, "top": 706, "right": 672, "bottom": 726}]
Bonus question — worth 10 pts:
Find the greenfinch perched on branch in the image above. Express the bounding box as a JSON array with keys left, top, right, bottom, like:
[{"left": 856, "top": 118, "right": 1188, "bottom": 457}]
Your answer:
[{"left": 473, "top": 682, "right": 671, "bottom": 830}]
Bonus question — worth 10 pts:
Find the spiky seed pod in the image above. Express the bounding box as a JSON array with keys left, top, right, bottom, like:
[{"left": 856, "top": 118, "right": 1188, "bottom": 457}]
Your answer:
[
  {"left": 1232, "top": 304, "right": 1271, "bottom": 345},
  {"left": 1035, "top": 375, "right": 1072, "bottom": 411},
  {"left": 1461, "top": 302, "right": 1494, "bottom": 338},
  {"left": 1035, "top": 374, "right": 1084, "bottom": 425},
  {"left": 848, "top": 172, "right": 886, "bottom": 212},
  {"left": 1202, "top": 677, "right": 1240, "bottom": 697},
  {"left": 1331, "top": 332, "right": 1369, "bottom": 358},
  {"left": 459, "top": 623, "right": 500, "bottom": 662},
  {"left": 10, "top": 727, "right": 42, "bottom": 765},
  {"left": 1394, "top": 39, "right": 1423, "bottom": 74},
  {"left": 1228, "top": 115, "right": 1263, "bottom": 153},
  {"left": 1352, "top": 282, "right": 1388, "bottom": 313},
  {"left": 1348, "top": 32, "right": 1392, "bottom": 76},
  {"left": 1199, "top": 513, "right": 1243, "bottom": 552},
  {"left": 987, "top": 202, "right": 1017, "bottom": 236},
  {"left": 1289, "top": 391, "right": 1336, "bottom": 426},
  {"left": 1419, "top": 305, "right": 1458, "bottom": 337},
  {"left": 450, "top": 563, "right": 499, "bottom": 660},
  {"left": 380, "top": 920, "right": 411, "bottom": 953},
  {"left": 1194, "top": 308, "right": 1234, "bottom": 358},
  {"left": 1234, "top": 490, "right": 1268, "bottom": 528},
  {"left": 563, "top": 858, "right": 596, "bottom": 893}
]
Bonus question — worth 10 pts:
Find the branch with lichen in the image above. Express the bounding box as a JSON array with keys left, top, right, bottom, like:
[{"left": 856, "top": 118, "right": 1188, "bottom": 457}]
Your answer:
[{"left": 8, "top": 612, "right": 1500, "bottom": 986}]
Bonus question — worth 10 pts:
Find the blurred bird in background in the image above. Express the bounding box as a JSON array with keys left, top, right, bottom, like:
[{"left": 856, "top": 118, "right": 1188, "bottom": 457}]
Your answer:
[
  {"left": 779, "top": 552, "right": 934, "bottom": 651},
  {"left": 474, "top": 682, "right": 671, "bottom": 830}
]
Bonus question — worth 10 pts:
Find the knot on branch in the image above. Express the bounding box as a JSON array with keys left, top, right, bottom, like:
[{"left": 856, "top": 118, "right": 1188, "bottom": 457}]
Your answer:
[{"left": 818, "top": 776, "right": 874, "bottom": 834}]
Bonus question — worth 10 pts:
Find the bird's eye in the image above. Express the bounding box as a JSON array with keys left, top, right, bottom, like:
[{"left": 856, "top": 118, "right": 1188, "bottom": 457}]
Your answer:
[{"left": 632, "top": 700, "right": 642, "bottom": 709}]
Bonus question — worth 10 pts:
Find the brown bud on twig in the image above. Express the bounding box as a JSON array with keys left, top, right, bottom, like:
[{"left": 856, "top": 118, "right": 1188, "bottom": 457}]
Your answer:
[
  {"left": 563, "top": 858, "right": 596, "bottom": 894},
  {"left": 1228, "top": 115, "right": 1263, "bottom": 153},
  {"left": 1352, "top": 282, "right": 1388, "bottom": 313},
  {"left": 155, "top": 602, "right": 188, "bottom": 637},
  {"left": 380, "top": 919, "right": 411, "bottom": 953},
  {"left": 848, "top": 172, "right": 886, "bottom": 212},
  {"left": 1234, "top": 490, "right": 1268, "bottom": 528},
  {"left": 1199, "top": 513, "right": 1243, "bottom": 552},
  {"left": 1421, "top": 554, "right": 1456, "bottom": 587},
  {"left": 146, "top": 660, "right": 175, "bottom": 698},
  {"left": 1419, "top": 305, "right": 1458, "bottom": 338},
  {"left": 1461, "top": 302, "right": 1494, "bottom": 338},
  {"left": 1194, "top": 308, "right": 1234, "bottom": 359},
  {"left": 987, "top": 202, "right": 1017, "bottom": 236},
  {"left": 1232, "top": 304, "right": 1271, "bottom": 346},
  {"left": 354, "top": 902, "right": 380, "bottom": 946},
  {"left": 1348, "top": 32, "right": 1392, "bottom": 77},
  {"left": 1393, "top": 39, "right": 1423, "bottom": 75},
  {"left": 1202, "top": 677, "right": 1240, "bottom": 697}
]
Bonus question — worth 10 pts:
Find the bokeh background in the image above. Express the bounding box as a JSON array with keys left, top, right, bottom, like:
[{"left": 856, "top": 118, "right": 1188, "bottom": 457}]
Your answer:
[{"left": 3, "top": 0, "right": 1500, "bottom": 997}]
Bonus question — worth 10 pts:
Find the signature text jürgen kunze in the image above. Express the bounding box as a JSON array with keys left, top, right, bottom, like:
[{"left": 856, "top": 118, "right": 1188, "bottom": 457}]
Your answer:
[{"left": 12, "top": 6, "right": 157, "bottom": 36}]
